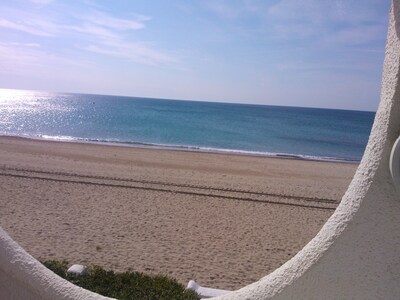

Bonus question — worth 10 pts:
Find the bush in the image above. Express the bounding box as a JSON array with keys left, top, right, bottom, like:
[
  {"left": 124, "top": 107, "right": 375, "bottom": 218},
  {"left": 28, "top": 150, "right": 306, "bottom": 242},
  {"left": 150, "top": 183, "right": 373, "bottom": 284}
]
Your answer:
[
  {"left": 42, "top": 259, "right": 69, "bottom": 278},
  {"left": 42, "top": 260, "right": 199, "bottom": 300}
]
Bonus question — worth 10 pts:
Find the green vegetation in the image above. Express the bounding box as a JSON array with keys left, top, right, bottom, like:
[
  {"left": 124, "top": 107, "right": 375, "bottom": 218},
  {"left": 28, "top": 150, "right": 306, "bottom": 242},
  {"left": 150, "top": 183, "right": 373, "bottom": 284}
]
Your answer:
[{"left": 42, "top": 260, "right": 199, "bottom": 300}]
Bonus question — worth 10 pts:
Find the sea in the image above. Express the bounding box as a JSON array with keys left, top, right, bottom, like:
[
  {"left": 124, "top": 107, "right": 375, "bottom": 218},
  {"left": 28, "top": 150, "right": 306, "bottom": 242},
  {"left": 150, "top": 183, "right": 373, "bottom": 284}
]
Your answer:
[{"left": 0, "top": 89, "right": 375, "bottom": 162}]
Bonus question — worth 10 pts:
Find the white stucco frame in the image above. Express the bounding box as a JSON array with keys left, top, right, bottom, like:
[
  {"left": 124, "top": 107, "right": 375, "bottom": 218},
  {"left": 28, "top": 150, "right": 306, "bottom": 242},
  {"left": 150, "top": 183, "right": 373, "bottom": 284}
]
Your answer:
[{"left": 1, "top": 1, "right": 399, "bottom": 299}]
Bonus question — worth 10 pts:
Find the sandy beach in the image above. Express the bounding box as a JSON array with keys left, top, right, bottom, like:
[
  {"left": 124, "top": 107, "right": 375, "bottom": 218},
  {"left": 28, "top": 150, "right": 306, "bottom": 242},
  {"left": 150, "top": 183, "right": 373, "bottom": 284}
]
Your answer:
[{"left": 0, "top": 136, "right": 357, "bottom": 290}]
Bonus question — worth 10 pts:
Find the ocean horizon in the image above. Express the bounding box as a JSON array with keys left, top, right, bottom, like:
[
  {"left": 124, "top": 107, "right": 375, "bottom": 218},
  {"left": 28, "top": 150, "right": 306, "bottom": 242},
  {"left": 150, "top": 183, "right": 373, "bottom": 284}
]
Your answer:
[{"left": 0, "top": 89, "right": 375, "bottom": 162}]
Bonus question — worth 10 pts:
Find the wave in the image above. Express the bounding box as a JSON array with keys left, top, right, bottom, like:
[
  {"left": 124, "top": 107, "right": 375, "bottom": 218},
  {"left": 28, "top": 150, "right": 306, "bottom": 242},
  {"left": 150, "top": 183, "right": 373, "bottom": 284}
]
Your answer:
[{"left": 1, "top": 133, "right": 360, "bottom": 163}]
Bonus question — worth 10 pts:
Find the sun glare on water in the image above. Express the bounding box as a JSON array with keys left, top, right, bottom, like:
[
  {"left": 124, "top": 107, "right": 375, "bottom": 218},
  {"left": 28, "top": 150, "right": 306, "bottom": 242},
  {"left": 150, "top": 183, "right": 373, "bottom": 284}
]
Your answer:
[{"left": 0, "top": 88, "right": 41, "bottom": 104}]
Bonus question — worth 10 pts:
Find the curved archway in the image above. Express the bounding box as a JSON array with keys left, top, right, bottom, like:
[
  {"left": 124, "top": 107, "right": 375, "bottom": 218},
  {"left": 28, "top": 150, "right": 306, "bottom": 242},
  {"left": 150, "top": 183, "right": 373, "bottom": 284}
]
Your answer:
[
  {"left": 214, "top": 1, "right": 400, "bottom": 299},
  {"left": 1, "top": 1, "right": 399, "bottom": 299}
]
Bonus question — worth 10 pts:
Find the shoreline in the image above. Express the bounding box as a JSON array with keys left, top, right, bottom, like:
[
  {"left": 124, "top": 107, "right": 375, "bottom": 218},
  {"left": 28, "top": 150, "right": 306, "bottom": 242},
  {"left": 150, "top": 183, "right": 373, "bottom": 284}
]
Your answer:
[
  {"left": 0, "top": 134, "right": 361, "bottom": 164},
  {"left": 0, "top": 135, "right": 358, "bottom": 289}
]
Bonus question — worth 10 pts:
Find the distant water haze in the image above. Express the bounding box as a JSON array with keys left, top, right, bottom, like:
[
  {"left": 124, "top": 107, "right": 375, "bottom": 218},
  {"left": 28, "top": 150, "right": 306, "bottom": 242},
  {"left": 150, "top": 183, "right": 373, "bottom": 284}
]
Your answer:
[{"left": 0, "top": 89, "right": 375, "bottom": 162}]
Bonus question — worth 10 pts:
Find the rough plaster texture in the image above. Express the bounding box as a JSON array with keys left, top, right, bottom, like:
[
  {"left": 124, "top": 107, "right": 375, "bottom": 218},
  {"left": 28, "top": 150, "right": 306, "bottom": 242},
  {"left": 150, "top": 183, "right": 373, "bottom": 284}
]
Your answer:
[
  {"left": 213, "top": 2, "right": 400, "bottom": 299},
  {"left": 390, "top": 136, "right": 400, "bottom": 186},
  {"left": 0, "top": 226, "right": 115, "bottom": 300},
  {"left": 0, "top": 1, "right": 399, "bottom": 299}
]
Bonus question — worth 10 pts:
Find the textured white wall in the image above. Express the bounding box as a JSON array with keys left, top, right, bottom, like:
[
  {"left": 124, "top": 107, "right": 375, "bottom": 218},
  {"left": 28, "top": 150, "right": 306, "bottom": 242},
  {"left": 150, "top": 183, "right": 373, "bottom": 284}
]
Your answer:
[
  {"left": 0, "top": 1, "right": 399, "bottom": 299},
  {"left": 213, "top": 1, "right": 400, "bottom": 299},
  {"left": 0, "top": 227, "right": 115, "bottom": 300}
]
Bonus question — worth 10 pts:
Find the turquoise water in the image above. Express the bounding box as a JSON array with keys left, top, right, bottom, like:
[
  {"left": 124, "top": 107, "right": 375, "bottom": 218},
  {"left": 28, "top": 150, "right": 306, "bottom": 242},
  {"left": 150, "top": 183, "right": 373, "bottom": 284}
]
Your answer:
[{"left": 0, "top": 89, "right": 375, "bottom": 162}]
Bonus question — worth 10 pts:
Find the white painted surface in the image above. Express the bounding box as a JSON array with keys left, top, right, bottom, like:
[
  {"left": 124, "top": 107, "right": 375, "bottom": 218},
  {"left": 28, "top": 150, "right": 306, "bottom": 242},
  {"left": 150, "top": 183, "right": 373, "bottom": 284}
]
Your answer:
[
  {"left": 67, "top": 264, "right": 88, "bottom": 276},
  {"left": 0, "top": 1, "right": 399, "bottom": 299},
  {"left": 0, "top": 226, "right": 115, "bottom": 300},
  {"left": 186, "top": 280, "right": 230, "bottom": 298},
  {"left": 390, "top": 136, "right": 400, "bottom": 188},
  {"left": 212, "top": 1, "right": 400, "bottom": 299}
]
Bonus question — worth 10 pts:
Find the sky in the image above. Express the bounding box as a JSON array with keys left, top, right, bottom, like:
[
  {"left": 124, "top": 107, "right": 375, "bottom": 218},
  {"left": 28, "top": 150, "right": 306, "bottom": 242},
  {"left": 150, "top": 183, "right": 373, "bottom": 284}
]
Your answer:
[{"left": 0, "top": 0, "right": 391, "bottom": 111}]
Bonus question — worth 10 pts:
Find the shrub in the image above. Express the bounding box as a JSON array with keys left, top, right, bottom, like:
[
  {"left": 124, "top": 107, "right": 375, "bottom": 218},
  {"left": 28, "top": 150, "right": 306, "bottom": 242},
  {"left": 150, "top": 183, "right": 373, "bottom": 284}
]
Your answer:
[{"left": 42, "top": 260, "right": 199, "bottom": 300}]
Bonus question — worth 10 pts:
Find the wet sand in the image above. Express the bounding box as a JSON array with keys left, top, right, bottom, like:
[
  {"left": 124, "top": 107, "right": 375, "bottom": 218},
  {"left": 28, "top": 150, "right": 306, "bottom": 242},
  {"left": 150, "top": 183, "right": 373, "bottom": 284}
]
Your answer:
[{"left": 0, "top": 136, "right": 357, "bottom": 290}]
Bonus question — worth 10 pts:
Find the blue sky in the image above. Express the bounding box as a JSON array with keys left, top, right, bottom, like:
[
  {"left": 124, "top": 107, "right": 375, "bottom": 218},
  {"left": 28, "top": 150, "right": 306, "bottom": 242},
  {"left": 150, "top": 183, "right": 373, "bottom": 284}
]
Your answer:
[{"left": 0, "top": 0, "right": 390, "bottom": 111}]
